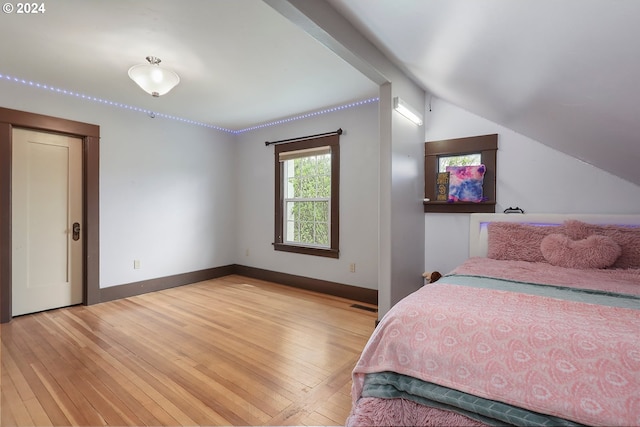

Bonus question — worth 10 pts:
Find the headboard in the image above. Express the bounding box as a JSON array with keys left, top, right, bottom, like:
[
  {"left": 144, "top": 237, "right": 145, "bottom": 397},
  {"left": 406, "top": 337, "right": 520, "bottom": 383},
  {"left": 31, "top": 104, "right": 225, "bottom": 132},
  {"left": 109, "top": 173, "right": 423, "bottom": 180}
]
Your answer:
[{"left": 469, "top": 213, "right": 640, "bottom": 257}]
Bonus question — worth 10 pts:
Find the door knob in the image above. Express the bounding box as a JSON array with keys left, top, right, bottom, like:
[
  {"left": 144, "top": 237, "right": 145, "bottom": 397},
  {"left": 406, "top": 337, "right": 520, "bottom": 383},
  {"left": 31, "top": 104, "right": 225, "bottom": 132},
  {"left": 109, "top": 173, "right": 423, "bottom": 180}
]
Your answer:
[{"left": 72, "top": 222, "right": 81, "bottom": 241}]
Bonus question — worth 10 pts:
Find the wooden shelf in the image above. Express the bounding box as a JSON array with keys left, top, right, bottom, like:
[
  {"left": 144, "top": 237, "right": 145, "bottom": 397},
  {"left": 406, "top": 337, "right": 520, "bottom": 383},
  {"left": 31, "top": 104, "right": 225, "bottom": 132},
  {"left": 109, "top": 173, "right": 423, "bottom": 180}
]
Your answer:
[{"left": 423, "top": 200, "right": 496, "bottom": 213}]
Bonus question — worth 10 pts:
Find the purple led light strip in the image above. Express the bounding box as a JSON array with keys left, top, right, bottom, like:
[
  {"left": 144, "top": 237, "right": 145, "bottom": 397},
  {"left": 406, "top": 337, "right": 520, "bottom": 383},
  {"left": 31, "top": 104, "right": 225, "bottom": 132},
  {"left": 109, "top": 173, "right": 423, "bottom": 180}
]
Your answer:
[{"left": 0, "top": 73, "right": 379, "bottom": 134}]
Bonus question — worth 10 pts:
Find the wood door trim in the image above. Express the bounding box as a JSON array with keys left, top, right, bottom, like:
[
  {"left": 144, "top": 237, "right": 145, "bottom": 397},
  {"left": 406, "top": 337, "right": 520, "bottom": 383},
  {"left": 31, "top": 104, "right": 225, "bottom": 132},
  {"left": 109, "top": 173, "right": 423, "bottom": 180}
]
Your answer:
[{"left": 0, "top": 107, "right": 100, "bottom": 323}]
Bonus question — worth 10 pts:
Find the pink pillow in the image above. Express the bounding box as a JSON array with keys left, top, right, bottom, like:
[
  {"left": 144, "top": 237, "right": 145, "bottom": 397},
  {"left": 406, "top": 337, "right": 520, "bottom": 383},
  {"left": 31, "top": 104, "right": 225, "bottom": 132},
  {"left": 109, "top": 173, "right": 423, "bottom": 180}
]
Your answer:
[
  {"left": 487, "top": 222, "right": 566, "bottom": 262},
  {"left": 564, "top": 220, "right": 640, "bottom": 269},
  {"left": 540, "top": 234, "right": 621, "bottom": 269},
  {"left": 445, "top": 165, "right": 485, "bottom": 202}
]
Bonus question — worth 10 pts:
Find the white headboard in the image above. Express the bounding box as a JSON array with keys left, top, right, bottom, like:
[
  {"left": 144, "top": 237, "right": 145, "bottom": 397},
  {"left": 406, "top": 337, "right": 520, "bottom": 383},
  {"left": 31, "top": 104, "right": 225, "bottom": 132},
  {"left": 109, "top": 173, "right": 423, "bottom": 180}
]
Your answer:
[{"left": 469, "top": 213, "right": 640, "bottom": 257}]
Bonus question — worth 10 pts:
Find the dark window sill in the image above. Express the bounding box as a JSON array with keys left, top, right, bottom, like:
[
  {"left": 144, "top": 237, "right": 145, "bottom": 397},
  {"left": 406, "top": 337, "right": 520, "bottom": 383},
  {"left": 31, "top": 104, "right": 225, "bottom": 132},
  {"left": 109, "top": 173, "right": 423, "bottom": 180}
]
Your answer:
[
  {"left": 273, "top": 243, "right": 339, "bottom": 258},
  {"left": 423, "top": 200, "right": 496, "bottom": 213}
]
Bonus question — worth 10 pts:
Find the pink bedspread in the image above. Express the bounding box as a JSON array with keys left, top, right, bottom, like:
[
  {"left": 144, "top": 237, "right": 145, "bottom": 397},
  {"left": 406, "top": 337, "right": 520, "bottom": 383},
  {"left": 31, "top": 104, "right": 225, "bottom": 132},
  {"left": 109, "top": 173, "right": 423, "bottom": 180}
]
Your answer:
[{"left": 352, "top": 260, "right": 640, "bottom": 426}]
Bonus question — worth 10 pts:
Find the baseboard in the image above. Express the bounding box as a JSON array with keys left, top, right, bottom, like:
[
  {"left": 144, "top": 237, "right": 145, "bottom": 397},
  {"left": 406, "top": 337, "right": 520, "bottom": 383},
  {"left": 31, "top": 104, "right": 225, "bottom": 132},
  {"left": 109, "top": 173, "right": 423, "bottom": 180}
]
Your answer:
[
  {"left": 232, "top": 264, "right": 377, "bottom": 305},
  {"left": 99, "top": 265, "right": 236, "bottom": 303},
  {"left": 98, "top": 264, "right": 377, "bottom": 306}
]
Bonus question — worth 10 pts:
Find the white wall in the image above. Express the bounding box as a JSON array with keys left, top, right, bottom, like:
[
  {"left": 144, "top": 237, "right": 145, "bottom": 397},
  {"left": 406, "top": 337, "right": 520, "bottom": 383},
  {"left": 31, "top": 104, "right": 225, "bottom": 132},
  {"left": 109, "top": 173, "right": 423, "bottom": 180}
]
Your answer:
[
  {"left": 424, "top": 97, "right": 640, "bottom": 274},
  {"left": 99, "top": 111, "right": 237, "bottom": 287},
  {"left": 0, "top": 80, "right": 237, "bottom": 288},
  {"left": 387, "top": 89, "right": 426, "bottom": 308},
  {"left": 234, "top": 100, "right": 379, "bottom": 289}
]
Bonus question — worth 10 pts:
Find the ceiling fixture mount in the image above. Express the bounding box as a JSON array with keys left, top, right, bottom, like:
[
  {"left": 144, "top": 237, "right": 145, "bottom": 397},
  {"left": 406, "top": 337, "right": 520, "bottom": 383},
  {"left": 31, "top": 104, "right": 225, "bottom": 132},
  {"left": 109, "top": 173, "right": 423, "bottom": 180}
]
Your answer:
[{"left": 128, "top": 56, "right": 180, "bottom": 97}]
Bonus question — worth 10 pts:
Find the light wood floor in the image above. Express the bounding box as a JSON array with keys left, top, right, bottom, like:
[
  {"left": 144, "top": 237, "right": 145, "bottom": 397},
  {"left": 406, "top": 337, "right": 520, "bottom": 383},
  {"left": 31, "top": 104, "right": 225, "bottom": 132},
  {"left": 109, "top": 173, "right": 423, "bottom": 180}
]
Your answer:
[{"left": 1, "top": 274, "right": 378, "bottom": 426}]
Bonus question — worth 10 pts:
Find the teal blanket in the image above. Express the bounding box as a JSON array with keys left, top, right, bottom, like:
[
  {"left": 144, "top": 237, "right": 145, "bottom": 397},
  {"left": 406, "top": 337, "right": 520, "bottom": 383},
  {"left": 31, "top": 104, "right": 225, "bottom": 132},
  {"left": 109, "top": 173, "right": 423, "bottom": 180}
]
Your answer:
[{"left": 362, "top": 372, "right": 585, "bottom": 427}]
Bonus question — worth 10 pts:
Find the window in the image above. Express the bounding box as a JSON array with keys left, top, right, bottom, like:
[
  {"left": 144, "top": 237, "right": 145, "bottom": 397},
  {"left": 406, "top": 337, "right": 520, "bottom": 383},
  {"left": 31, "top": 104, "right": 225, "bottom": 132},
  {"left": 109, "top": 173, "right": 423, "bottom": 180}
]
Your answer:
[
  {"left": 274, "top": 134, "right": 339, "bottom": 258},
  {"left": 438, "top": 154, "right": 481, "bottom": 171},
  {"left": 283, "top": 148, "right": 330, "bottom": 246},
  {"left": 424, "top": 134, "right": 497, "bottom": 213}
]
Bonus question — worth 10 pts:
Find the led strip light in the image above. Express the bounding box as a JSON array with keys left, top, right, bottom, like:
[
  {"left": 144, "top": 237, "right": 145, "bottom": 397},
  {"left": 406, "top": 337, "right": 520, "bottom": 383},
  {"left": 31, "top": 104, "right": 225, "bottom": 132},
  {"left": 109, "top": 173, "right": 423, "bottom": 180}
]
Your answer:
[{"left": 1, "top": 73, "right": 379, "bottom": 134}]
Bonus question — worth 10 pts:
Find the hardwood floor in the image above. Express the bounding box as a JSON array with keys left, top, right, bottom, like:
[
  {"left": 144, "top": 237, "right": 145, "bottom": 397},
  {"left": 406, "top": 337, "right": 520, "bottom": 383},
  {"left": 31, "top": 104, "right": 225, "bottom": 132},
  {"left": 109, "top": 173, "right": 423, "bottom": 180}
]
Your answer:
[{"left": 1, "top": 275, "right": 378, "bottom": 426}]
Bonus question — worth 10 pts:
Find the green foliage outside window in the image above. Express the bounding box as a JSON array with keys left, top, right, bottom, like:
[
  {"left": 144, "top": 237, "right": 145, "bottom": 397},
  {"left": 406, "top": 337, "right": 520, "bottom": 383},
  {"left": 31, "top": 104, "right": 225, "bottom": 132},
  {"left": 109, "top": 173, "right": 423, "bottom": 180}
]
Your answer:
[
  {"left": 438, "top": 153, "right": 481, "bottom": 172},
  {"left": 285, "top": 154, "right": 331, "bottom": 246}
]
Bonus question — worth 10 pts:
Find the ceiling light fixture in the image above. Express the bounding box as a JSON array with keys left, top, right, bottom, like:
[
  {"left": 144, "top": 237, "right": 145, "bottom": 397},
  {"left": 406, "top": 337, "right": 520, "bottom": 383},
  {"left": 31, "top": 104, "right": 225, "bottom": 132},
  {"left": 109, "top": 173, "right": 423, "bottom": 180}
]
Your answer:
[
  {"left": 393, "top": 96, "right": 423, "bottom": 126},
  {"left": 128, "top": 56, "right": 180, "bottom": 97}
]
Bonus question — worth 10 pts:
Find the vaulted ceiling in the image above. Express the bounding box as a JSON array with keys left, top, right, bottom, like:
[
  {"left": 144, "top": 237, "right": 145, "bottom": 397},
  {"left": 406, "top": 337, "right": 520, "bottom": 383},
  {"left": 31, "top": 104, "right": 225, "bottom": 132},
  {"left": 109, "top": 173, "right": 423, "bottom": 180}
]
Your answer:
[
  {"left": 2, "top": 0, "right": 639, "bottom": 186},
  {"left": 329, "top": 0, "right": 640, "bottom": 187}
]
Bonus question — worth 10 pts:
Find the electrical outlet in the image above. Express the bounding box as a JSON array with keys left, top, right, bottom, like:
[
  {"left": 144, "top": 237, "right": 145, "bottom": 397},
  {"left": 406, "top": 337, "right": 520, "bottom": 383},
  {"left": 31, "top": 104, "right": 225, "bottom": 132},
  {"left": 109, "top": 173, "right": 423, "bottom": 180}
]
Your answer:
[
  {"left": 349, "top": 263, "right": 356, "bottom": 273},
  {"left": 134, "top": 259, "right": 141, "bottom": 269},
  {"left": 245, "top": 248, "right": 250, "bottom": 257}
]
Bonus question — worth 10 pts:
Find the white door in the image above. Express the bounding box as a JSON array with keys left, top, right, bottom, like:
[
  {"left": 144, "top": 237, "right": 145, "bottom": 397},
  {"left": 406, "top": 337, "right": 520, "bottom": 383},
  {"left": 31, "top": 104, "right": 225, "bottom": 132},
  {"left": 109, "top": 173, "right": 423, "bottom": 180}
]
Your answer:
[{"left": 11, "top": 128, "right": 83, "bottom": 316}]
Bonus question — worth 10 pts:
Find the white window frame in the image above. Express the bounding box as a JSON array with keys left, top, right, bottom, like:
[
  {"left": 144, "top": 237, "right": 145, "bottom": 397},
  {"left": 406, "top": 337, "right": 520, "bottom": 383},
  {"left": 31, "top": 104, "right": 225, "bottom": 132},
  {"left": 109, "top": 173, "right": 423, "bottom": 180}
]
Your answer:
[
  {"left": 273, "top": 134, "right": 340, "bottom": 258},
  {"left": 282, "top": 149, "right": 331, "bottom": 248}
]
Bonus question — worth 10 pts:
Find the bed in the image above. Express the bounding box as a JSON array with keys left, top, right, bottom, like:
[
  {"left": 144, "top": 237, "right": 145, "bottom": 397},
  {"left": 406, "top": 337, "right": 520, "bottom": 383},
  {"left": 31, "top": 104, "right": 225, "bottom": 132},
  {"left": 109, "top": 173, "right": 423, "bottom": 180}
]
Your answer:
[{"left": 347, "top": 213, "right": 640, "bottom": 427}]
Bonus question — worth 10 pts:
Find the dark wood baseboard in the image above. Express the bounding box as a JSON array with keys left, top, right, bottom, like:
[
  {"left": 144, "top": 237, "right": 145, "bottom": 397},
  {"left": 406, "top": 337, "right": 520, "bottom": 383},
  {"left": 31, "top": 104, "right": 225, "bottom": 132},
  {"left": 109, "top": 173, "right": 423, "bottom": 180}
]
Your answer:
[
  {"left": 98, "top": 264, "right": 377, "bottom": 306},
  {"left": 232, "top": 265, "right": 377, "bottom": 305},
  {"left": 99, "top": 265, "right": 236, "bottom": 303}
]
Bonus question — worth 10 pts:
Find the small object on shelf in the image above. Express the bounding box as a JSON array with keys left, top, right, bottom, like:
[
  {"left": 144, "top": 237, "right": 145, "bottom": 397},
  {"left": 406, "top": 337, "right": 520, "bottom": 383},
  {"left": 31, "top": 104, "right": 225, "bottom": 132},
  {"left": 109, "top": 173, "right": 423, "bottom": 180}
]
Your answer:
[
  {"left": 422, "top": 271, "right": 442, "bottom": 284},
  {"left": 504, "top": 206, "right": 525, "bottom": 214},
  {"left": 435, "top": 172, "right": 450, "bottom": 201}
]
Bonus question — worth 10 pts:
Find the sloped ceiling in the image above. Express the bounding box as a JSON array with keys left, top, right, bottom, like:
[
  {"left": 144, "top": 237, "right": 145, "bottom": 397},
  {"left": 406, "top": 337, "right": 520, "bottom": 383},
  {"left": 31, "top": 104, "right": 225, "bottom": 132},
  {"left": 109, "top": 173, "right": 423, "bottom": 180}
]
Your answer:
[
  {"left": 2, "top": 0, "right": 639, "bottom": 187},
  {"left": 329, "top": 0, "right": 640, "bottom": 187}
]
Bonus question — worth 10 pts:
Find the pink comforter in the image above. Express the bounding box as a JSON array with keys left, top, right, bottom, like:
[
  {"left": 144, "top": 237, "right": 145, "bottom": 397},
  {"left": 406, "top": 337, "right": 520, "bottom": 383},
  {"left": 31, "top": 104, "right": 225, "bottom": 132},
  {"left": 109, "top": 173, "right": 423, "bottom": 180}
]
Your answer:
[{"left": 352, "top": 260, "right": 640, "bottom": 426}]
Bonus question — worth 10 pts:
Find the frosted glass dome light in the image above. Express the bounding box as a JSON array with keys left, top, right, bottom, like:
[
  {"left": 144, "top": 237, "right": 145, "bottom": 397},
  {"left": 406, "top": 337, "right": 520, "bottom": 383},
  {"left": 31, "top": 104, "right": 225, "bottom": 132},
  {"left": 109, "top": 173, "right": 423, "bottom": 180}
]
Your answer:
[{"left": 128, "top": 56, "right": 180, "bottom": 97}]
